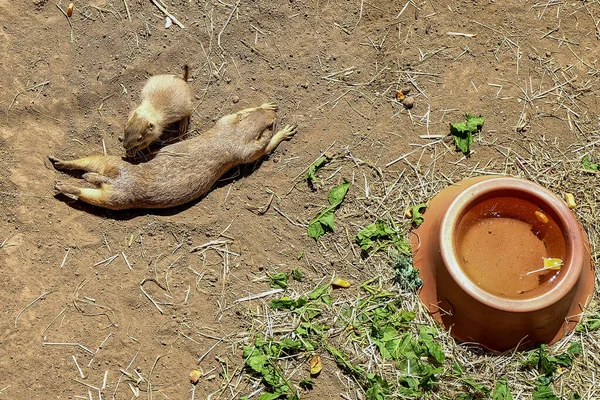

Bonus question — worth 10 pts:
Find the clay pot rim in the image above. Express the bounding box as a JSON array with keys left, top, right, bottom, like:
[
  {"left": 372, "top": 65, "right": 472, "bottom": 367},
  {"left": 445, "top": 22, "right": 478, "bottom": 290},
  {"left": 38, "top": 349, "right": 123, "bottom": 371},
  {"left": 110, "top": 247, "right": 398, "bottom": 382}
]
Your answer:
[{"left": 439, "top": 177, "right": 584, "bottom": 312}]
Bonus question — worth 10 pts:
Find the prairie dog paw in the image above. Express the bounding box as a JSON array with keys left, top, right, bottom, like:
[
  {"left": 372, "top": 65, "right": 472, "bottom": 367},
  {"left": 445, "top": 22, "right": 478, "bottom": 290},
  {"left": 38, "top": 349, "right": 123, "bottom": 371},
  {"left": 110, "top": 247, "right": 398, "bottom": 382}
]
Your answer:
[
  {"left": 277, "top": 124, "right": 298, "bottom": 139},
  {"left": 54, "top": 180, "right": 67, "bottom": 193},
  {"left": 54, "top": 181, "right": 79, "bottom": 196},
  {"left": 83, "top": 172, "right": 109, "bottom": 185},
  {"left": 48, "top": 155, "right": 65, "bottom": 169},
  {"left": 260, "top": 102, "right": 278, "bottom": 111}
]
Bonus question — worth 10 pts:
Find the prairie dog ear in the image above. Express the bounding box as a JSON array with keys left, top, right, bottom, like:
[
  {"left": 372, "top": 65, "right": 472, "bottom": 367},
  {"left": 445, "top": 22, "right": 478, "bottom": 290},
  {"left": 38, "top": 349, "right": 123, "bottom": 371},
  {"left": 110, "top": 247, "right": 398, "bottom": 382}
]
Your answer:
[{"left": 148, "top": 122, "right": 155, "bottom": 131}]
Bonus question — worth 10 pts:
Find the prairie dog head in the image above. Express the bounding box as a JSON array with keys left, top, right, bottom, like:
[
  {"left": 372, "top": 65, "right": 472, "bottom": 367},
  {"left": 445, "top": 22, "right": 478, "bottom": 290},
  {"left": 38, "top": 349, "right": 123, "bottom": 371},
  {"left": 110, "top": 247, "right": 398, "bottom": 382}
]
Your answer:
[
  {"left": 235, "top": 108, "right": 277, "bottom": 138},
  {"left": 122, "top": 109, "right": 161, "bottom": 155}
]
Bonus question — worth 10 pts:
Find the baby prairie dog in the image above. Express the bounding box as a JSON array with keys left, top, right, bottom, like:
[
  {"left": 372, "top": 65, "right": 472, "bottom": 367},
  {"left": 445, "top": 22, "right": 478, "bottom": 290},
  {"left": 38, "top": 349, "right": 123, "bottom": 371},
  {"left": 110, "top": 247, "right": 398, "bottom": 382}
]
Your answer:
[
  {"left": 49, "top": 103, "right": 296, "bottom": 210},
  {"left": 122, "top": 65, "right": 193, "bottom": 155}
]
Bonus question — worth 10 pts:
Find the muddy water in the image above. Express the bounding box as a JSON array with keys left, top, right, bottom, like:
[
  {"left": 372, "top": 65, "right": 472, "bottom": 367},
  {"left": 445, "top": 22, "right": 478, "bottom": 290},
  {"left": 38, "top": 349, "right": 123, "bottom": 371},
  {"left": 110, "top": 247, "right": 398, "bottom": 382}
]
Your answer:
[{"left": 456, "top": 197, "right": 566, "bottom": 299}]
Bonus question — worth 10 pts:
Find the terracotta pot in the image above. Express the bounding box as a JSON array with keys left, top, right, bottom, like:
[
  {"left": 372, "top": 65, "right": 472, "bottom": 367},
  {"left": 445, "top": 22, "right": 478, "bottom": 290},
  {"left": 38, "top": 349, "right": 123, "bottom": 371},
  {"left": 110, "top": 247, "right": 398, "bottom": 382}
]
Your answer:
[{"left": 411, "top": 176, "right": 594, "bottom": 351}]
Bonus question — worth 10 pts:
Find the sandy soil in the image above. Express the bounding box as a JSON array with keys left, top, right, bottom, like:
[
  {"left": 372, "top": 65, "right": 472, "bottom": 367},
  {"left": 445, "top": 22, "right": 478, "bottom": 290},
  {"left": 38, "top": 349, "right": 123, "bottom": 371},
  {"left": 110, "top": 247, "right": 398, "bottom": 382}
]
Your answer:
[{"left": 1, "top": 0, "right": 599, "bottom": 398}]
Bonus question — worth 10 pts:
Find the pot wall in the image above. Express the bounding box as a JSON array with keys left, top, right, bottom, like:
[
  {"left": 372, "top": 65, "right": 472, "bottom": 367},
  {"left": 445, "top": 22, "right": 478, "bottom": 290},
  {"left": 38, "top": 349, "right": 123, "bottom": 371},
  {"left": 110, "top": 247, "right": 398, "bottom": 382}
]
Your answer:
[{"left": 412, "top": 176, "right": 594, "bottom": 351}]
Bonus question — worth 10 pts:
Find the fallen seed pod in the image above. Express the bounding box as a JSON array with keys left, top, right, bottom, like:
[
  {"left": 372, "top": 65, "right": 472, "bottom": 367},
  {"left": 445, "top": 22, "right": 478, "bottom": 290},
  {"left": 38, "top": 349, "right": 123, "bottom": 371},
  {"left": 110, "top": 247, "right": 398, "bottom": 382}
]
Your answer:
[{"left": 67, "top": 2, "right": 74, "bottom": 17}]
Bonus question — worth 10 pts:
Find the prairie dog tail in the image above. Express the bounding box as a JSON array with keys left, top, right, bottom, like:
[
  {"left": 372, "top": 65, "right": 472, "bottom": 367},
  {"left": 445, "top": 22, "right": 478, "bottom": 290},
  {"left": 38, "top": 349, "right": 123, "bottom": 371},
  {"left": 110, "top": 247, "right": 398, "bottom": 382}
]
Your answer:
[{"left": 182, "top": 64, "right": 189, "bottom": 82}]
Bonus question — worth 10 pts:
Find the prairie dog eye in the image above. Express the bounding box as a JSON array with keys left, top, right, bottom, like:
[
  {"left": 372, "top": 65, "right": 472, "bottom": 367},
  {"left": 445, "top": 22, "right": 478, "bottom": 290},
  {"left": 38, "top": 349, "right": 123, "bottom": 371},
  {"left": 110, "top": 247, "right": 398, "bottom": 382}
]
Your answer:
[{"left": 148, "top": 123, "right": 154, "bottom": 130}]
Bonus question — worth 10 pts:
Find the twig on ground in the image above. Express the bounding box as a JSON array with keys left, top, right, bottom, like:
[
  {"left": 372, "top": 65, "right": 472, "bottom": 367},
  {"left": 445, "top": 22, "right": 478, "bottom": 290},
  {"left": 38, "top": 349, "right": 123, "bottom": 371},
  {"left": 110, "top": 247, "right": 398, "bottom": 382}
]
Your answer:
[
  {"left": 150, "top": 0, "right": 185, "bottom": 28},
  {"left": 14, "top": 290, "right": 55, "bottom": 328},
  {"left": 218, "top": 1, "right": 240, "bottom": 51}
]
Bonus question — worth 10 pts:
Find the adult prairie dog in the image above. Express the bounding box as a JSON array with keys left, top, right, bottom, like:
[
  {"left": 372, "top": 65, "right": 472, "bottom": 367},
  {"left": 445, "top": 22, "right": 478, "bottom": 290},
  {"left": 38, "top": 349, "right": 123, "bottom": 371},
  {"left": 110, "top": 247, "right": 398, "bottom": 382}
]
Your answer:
[
  {"left": 50, "top": 103, "right": 296, "bottom": 210},
  {"left": 122, "top": 65, "right": 193, "bottom": 155}
]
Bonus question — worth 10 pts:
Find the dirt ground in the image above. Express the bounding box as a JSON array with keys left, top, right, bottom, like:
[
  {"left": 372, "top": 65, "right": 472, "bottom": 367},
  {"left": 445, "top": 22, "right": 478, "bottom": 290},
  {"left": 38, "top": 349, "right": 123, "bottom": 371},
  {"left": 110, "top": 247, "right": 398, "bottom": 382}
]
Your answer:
[{"left": 1, "top": 0, "right": 600, "bottom": 398}]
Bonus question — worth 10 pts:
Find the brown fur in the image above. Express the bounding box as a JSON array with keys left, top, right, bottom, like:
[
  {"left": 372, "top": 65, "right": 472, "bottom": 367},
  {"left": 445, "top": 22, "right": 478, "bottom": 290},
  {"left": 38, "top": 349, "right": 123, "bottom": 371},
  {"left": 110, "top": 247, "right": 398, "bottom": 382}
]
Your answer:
[
  {"left": 50, "top": 103, "right": 296, "bottom": 210},
  {"left": 122, "top": 65, "right": 192, "bottom": 154}
]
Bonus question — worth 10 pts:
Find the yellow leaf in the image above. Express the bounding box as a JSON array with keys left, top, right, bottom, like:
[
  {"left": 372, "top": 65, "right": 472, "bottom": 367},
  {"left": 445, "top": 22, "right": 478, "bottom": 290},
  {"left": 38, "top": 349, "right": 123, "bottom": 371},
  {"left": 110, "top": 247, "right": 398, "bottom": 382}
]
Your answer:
[
  {"left": 543, "top": 257, "right": 563, "bottom": 270},
  {"left": 189, "top": 369, "right": 202, "bottom": 385},
  {"left": 309, "top": 355, "right": 322, "bottom": 375},
  {"left": 332, "top": 278, "right": 351, "bottom": 288},
  {"left": 395, "top": 91, "right": 405, "bottom": 102},
  {"left": 535, "top": 210, "right": 549, "bottom": 224}
]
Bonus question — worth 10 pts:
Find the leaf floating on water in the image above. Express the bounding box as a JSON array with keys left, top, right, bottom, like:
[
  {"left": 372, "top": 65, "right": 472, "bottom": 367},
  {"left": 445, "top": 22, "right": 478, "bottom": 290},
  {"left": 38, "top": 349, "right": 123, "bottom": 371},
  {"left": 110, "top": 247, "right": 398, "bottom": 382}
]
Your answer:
[
  {"left": 535, "top": 210, "right": 549, "bottom": 224},
  {"left": 523, "top": 258, "right": 563, "bottom": 276},
  {"left": 543, "top": 257, "right": 563, "bottom": 270}
]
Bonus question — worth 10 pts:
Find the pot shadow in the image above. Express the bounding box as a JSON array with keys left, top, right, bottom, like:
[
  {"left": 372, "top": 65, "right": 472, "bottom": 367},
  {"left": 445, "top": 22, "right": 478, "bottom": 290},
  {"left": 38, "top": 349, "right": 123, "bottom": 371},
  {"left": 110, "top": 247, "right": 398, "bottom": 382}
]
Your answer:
[{"left": 51, "top": 158, "right": 267, "bottom": 220}]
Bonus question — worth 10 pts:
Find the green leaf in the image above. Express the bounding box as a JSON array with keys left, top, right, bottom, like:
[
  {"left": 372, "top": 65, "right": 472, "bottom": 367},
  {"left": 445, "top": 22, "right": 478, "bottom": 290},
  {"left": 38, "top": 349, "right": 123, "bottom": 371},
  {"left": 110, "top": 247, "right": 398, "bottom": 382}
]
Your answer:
[
  {"left": 356, "top": 220, "right": 394, "bottom": 251},
  {"left": 309, "top": 285, "right": 330, "bottom": 300},
  {"left": 533, "top": 380, "right": 558, "bottom": 400},
  {"left": 244, "top": 349, "right": 268, "bottom": 373},
  {"left": 582, "top": 155, "right": 599, "bottom": 171},
  {"left": 304, "top": 156, "right": 330, "bottom": 183},
  {"left": 307, "top": 181, "right": 350, "bottom": 240},
  {"left": 409, "top": 203, "right": 427, "bottom": 226},
  {"left": 270, "top": 298, "right": 296, "bottom": 310},
  {"left": 567, "top": 341, "right": 582, "bottom": 356},
  {"left": 547, "top": 353, "right": 573, "bottom": 368},
  {"left": 417, "top": 362, "right": 443, "bottom": 390},
  {"left": 280, "top": 338, "right": 304, "bottom": 352},
  {"left": 321, "top": 294, "right": 333, "bottom": 306},
  {"left": 258, "top": 393, "right": 282, "bottom": 400},
  {"left": 392, "top": 256, "right": 423, "bottom": 292},
  {"left": 575, "top": 315, "right": 600, "bottom": 332},
  {"left": 292, "top": 268, "right": 303, "bottom": 282},
  {"left": 328, "top": 179, "right": 350, "bottom": 207},
  {"left": 243, "top": 337, "right": 307, "bottom": 398},
  {"left": 356, "top": 220, "right": 410, "bottom": 254},
  {"left": 492, "top": 377, "right": 513, "bottom": 400},
  {"left": 450, "top": 114, "right": 485, "bottom": 153},
  {"left": 452, "top": 360, "right": 464, "bottom": 375},
  {"left": 419, "top": 326, "right": 445, "bottom": 364},
  {"left": 365, "top": 374, "right": 390, "bottom": 400},
  {"left": 269, "top": 272, "right": 289, "bottom": 289},
  {"left": 461, "top": 378, "right": 490, "bottom": 395},
  {"left": 307, "top": 217, "right": 326, "bottom": 240},
  {"left": 319, "top": 209, "right": 335, "bottom": 231},
  {"left": 523, "top": 344, "right": 574, "bottom": 377}
]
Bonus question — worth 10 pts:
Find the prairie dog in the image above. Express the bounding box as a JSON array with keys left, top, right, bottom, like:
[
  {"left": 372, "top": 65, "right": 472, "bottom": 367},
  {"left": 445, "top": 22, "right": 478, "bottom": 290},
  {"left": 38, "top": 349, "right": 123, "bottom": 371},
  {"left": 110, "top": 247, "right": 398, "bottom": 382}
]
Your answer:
[
  {"left": 122, "top": 65, "right": 193, "bottom": 155},
  {"left": 49, "top": 103, "right": 296, "bottom": 210}
]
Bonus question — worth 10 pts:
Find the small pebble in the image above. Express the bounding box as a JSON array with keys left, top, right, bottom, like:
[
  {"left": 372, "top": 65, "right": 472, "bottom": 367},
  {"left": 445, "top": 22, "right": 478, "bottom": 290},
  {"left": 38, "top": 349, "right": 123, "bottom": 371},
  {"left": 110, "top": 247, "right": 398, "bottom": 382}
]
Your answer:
[
  {"left": 402, "top": 96, "right": 415, "bottom": 109},
  {"left": 232, "top": 95, "right": 240, "bottom": 104},
  {"left": 401, "top": 86, "right": 411, "bottom": 95}
]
